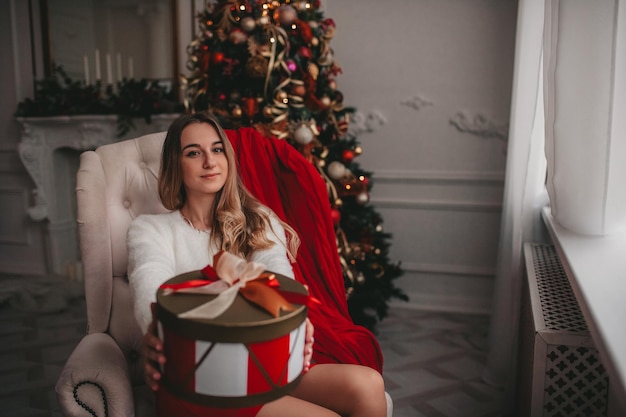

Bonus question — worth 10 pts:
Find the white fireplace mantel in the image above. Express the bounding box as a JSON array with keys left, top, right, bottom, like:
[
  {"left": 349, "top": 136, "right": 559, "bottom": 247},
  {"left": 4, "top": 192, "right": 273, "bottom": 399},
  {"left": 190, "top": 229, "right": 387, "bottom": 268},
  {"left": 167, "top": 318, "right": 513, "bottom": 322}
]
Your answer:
[{"left": 16, "top": 114, "right": 179, "bottom": 276}]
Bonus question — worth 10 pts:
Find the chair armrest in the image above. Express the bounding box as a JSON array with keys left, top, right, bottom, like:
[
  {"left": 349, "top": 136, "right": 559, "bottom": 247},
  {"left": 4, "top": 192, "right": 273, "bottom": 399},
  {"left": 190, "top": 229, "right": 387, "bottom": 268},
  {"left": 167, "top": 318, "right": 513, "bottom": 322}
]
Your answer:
[
  {"left": 56, "top": 333, "right": 136, "bottom": 417},
  {"left": 385, "top": 391, "right": 393, "bottom": 417}
]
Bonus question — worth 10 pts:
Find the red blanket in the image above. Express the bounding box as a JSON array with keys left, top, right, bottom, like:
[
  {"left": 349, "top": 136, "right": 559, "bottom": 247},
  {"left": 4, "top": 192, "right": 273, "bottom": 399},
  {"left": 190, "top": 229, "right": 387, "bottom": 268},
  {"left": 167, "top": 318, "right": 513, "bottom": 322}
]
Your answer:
[{"left": 226, "top": 128, "right": 383, "bottom": 373}]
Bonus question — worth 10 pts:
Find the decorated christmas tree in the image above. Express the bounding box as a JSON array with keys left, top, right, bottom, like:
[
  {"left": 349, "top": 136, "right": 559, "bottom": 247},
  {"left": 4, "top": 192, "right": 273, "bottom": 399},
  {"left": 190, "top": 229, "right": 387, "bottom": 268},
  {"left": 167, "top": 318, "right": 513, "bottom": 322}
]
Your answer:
[{"left": 181, "top": 0, "right": 406, "bottom": 329}]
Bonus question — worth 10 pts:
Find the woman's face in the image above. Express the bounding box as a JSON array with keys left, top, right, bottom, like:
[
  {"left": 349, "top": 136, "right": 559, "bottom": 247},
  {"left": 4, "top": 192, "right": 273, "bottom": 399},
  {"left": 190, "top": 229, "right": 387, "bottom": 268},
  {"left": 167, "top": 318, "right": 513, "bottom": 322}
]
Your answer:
[{"left": 179, "top": 122, "right": 228, "bottom": 201}]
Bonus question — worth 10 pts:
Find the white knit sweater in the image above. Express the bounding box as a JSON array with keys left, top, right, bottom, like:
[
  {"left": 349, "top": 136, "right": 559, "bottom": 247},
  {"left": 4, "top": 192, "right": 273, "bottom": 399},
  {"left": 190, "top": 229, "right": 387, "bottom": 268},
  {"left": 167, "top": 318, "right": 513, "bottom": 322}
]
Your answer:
[{"left": 127, "top": 210, "right": 295, "bottom": 334}]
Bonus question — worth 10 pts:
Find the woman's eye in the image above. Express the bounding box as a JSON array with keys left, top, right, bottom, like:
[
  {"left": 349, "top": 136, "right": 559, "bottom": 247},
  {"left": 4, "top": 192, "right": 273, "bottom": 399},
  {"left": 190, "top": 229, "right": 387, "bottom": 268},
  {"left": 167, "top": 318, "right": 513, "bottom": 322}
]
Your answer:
[
  {"left": 186, "top": 150, "right": 201, "bottom": 157},
  {"left": 213, "top": 147, "right": 224, "bottom": 153}
]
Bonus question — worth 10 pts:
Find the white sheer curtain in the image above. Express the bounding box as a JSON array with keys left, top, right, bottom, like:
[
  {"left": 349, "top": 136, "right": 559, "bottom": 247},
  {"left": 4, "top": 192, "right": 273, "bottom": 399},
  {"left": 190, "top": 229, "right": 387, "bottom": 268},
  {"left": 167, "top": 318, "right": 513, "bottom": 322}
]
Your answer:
[
  {"left": 484, "top": 0, "right": 626, "bottom": 409},
  {"left": 544, "top": 0, "right": 626, "bottom": 236},
  {"left": 482, "top": 0, "right": 547, "bottom": 403}
]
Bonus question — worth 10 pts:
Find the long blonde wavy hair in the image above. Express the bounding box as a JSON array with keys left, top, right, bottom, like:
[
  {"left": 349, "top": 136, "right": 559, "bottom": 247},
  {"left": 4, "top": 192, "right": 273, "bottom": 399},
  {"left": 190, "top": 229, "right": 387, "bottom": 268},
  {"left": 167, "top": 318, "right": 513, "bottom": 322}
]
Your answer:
[{"left": 158, "top": 112, "right": 300, "bottom": 261}]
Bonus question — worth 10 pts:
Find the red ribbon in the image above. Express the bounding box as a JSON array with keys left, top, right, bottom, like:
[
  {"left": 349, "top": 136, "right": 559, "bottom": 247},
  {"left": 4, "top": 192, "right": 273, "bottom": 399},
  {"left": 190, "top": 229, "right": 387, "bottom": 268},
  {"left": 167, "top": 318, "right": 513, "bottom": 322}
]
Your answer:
[
  {"left": 158, "top": 252, "right": 320, "bottom": 316},
  {"left": 159, "top": 272, "right": 320, "bottom": 309}
]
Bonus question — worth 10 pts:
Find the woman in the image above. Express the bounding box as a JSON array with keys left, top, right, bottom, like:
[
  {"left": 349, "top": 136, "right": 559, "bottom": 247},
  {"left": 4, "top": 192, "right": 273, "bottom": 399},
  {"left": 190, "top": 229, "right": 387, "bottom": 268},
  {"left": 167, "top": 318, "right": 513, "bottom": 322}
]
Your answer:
[{"left": 127, "top": 112, "right": 387, "bottom": 417}]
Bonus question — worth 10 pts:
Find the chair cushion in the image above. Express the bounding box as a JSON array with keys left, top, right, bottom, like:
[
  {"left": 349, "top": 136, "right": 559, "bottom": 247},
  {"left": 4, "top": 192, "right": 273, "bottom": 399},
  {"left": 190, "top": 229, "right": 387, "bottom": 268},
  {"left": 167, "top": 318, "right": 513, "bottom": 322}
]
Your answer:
[{"left": 94, "top": 132, "right": 170, "bottom": 278}]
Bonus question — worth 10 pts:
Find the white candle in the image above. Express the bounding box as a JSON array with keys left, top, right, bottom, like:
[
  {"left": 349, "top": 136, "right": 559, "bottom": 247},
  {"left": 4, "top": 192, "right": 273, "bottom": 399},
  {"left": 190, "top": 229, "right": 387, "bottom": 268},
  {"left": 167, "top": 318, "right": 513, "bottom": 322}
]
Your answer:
[
  {"left": 116, "top": 53, "right": 122, "bottom": 81},
  {"left": 95, "top": 49, "right": 101, "bottom": 80},
  {"left": 83, "top": 55, "right": 90, "bottom": 85},
  {"left": 128, "top": 57, "right": 134, "bottom": 78},
  {"left": 106, "top": 53, "right": 112, "bottom": 85}
]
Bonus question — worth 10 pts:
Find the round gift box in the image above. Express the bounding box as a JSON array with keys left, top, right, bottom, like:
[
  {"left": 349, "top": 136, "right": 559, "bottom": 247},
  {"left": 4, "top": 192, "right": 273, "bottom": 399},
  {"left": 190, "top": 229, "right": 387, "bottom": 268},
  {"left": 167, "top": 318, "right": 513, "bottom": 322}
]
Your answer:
[{"left": 155, "top": 270, "right": 308, "bottom": 408}]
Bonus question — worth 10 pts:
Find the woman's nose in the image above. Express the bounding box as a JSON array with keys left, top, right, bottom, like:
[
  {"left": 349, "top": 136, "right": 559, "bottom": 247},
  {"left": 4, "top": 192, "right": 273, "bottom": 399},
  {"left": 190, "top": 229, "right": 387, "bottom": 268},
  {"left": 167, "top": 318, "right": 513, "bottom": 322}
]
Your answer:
[{"left": 203, "top": 153, "right": 216, "bottom": 168}]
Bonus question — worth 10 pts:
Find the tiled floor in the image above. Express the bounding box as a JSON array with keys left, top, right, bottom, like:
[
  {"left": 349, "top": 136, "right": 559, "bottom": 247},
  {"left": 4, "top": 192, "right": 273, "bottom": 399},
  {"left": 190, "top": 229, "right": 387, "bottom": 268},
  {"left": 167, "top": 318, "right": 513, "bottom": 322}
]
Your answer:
[
  {"left": 376, "top": 308, "right": 506, "bottom": 417},
  {"left": 0, "top": 277, "right": 506, "bottom": 417},
  {"left": 0, "top": 277, "right": 86, "bottom": 417}
]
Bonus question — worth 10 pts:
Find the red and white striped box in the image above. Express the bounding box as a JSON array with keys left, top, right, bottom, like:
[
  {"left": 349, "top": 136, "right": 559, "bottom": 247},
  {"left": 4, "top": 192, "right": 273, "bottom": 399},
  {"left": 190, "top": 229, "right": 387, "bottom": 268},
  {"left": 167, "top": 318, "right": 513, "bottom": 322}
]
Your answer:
[{"left": 155, "top": 270, "right": 308, "bottom": 408}]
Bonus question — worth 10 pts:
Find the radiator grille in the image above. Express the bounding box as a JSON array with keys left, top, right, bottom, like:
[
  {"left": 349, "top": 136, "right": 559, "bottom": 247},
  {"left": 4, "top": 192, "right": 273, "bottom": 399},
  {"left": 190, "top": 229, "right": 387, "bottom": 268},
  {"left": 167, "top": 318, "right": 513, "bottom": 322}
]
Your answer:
[
  {"left": 531, "top": 244, "right": 588, "bottom": 332},
  {"left": 526, "top": 243, "right": 608, "bottom": 417}
]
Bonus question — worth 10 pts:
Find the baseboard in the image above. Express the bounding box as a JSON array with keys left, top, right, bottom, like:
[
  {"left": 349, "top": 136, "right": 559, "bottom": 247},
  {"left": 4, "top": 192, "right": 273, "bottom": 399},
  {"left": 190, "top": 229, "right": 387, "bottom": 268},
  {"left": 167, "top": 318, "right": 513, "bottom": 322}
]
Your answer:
[{"left": 391, "top": 291, "right": 492, "bottom": 315}]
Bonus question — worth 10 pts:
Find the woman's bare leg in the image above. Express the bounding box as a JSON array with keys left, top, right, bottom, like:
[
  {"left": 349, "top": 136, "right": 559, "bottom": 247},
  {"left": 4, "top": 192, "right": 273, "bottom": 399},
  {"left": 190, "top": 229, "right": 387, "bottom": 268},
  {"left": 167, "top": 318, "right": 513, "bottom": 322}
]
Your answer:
[
  {"left": 258, "top": 395, "right": 341, "bottom": 417},
  {"left": 288, "top": 364, "right": 387, "bottom": 417}
]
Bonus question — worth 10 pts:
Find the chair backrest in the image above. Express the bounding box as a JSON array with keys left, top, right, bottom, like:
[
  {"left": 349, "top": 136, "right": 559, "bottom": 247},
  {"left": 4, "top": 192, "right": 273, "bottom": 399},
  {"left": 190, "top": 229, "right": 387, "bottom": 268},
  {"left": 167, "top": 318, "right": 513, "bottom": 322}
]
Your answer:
[
  {"left": 76, "top": 131, "right": 169, "bottom": 382},
  {"left": 76, "top": 128, "right": 383, "bottom": 384}
]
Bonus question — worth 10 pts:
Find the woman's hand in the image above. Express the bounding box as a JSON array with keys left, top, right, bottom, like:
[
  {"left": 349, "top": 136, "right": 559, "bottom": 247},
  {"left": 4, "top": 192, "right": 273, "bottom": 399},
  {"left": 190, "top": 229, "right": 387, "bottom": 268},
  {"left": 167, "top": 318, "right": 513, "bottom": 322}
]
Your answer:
[
  {"left": 303, "top": 317, "right": 314, "bottom": 372},
  {"left": 142, "top": 303, "right": 166, "bottom": 391}
]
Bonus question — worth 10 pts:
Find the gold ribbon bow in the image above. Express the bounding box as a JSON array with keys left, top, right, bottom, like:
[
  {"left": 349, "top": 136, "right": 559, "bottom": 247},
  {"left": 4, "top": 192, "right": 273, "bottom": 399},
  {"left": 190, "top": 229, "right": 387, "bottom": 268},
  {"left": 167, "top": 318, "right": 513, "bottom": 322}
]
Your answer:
[{"left": 161, "top": 251, "right": 295, "bottom": 319}]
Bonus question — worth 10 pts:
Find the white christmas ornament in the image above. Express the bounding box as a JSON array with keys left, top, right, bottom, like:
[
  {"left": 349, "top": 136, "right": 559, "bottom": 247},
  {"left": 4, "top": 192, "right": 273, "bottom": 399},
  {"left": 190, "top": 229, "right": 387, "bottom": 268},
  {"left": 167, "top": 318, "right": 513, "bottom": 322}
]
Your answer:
[
  {"left": 327, "top": 161, "right": 346, "bottom": 179},
  {"left": 293, "top": 125, "right": 314, "bottom": 145},
  {"left": 356, "top": 191, "right": 370, "bottom": 205},
  {"left": 277, "top": 5, "right": 298, "bottom": 25},
  {"left": 241, "top": 17, "right": 256, "bottom": 32}
]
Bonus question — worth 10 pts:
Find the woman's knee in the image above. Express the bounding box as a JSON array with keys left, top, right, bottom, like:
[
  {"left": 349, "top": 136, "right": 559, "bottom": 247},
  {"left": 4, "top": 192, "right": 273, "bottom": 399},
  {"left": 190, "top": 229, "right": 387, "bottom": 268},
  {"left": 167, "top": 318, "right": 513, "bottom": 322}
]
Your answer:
[{"left": 345, "top": 366, "right": 386, "bottom": 400}]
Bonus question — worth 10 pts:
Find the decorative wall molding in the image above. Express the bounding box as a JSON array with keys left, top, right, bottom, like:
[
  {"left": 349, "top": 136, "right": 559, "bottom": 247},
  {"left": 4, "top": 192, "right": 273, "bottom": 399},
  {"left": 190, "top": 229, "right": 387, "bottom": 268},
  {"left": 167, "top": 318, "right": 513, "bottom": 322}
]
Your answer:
[
  {"left": 371, "top": 169, "right": 505, "bottom": 185},
  {"left": 370, "top": 196, "right": 502, "bottom": 212},
  {"left": 369, "top": 170, "right": 504, "bottom": 211},
  {"left": 449, "top": 111, "right": 509, "bottom": 142},
  {"left": 348, "top": 110, "right": 388, "bottom": 135},
  {"left": 392, "top": 262, "right": 495, "bottom": 314},
  {"left": 401, "top": 261, "right": 495, "bottom": 277},
  {"left": 400, "top": 94, "right": 434, "bottom": 111},
  {"left": 393, "top": 291, "right": 492, "bottom": 315}
]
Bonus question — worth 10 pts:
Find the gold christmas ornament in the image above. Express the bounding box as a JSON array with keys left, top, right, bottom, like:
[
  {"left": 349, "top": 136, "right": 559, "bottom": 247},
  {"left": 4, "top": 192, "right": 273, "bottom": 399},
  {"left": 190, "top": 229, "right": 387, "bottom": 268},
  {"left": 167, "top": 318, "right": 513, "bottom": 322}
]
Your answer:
[
  {"left": 307, "top": 62, "right": 319, "bottom": 80},
  {"left": 263, "top": 106, "right": 274, "bottom": 118},
  {"left": 245, "top": 55, "right": 269, "bottom": 78},
  {"left": 292, "top": 84, "right": 307, "bottom": 97},
  {"left": 232, "top": 106, "right": 243, "bottom": 118},
  {"left": 276, "top": 90, "right": 288, "bottom": 101}
]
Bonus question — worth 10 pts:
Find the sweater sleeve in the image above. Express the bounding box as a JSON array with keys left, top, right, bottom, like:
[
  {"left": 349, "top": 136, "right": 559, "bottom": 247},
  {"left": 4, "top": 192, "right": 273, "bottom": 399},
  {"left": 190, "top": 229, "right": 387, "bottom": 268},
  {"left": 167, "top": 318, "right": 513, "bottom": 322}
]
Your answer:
[
  {"left": 249, "top": 214, "right": 295, "bottom": 279},
  {"left": 127, "top": 214, "right": 176, "bottom": 334}
]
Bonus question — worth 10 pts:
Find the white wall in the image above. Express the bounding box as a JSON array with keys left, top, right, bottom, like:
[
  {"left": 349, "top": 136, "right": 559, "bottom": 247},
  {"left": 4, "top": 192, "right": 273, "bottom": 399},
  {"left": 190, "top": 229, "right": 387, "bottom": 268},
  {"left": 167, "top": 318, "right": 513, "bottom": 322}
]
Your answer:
[
  {"left": 0, "top": 0, "right": 518, "bottom": 313},
  {"left": 0, "top": 1, "right": 49, "bottom": 276},
  {"left": 327, "top": 0, "right": 517, "bottom": 312}
]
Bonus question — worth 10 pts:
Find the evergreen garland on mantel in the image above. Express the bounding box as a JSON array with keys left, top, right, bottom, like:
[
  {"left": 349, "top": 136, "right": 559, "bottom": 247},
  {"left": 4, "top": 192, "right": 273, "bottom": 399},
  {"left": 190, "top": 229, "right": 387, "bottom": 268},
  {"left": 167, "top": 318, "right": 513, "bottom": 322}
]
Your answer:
[{"left": 15, "top": 65, "right": 182, "bottom": 137}]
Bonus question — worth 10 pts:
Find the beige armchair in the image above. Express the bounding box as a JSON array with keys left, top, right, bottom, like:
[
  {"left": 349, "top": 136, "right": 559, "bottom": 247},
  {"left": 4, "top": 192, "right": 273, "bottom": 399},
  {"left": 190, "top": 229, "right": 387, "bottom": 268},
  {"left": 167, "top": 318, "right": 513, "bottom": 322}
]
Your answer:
[
  {"left": 56, "top": 132, "right": 167, "bottom": 417},
  {"left": 56, "top": 129, "right": 392, "bottom": 417}
]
